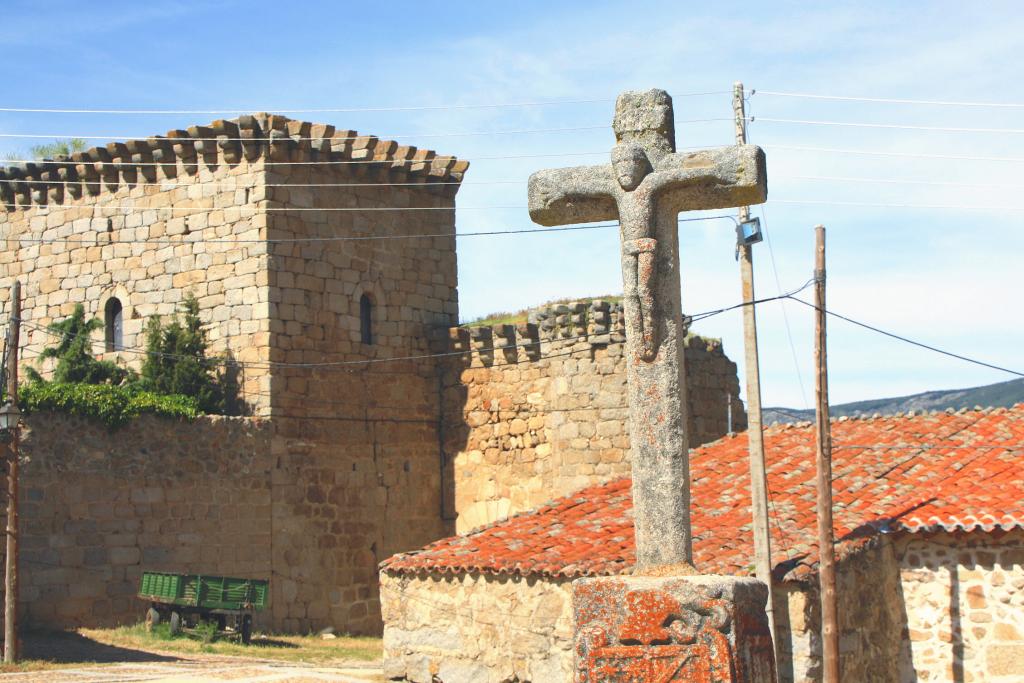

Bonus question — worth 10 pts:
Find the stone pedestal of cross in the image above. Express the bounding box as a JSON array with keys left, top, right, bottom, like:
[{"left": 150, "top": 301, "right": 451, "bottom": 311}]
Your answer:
[{"left": 529, "top": 89, "right": 776, "bottom": 682}]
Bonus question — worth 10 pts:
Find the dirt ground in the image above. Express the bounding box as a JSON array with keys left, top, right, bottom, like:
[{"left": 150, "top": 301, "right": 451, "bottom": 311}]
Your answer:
[{"left": 0, "top": 631, "right": 384, "bottom": 683}]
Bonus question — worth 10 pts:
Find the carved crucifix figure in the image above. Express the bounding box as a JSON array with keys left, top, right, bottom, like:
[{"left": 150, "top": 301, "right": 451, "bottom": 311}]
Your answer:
[{"left": 528, "top": 89, "right": 767, "bottom": 570}]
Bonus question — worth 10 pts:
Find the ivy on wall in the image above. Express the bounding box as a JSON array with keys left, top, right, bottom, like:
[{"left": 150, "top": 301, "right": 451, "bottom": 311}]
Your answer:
[
  {"left": 21, "top": 382, "right": 199, "bottom": 430},
  {"left": 20, "top": 294, "right": 240, "bottom": 429}
]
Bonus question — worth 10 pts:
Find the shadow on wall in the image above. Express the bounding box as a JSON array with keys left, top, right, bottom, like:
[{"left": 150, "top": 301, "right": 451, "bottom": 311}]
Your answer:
[
  {"left": 774, "top": 537, "right": 916, "bottom": 683},
  {"left": 438, "top": 347, "right": 469, "bottom": 537}
]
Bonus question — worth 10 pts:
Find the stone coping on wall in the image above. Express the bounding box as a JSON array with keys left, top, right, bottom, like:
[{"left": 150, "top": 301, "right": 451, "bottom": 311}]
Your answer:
[
  {"left": 0, "top": 113, "right": 469, "bottom": 211},
  {"left": 435, "top": 299, "right": 728, "bottom": 367}
]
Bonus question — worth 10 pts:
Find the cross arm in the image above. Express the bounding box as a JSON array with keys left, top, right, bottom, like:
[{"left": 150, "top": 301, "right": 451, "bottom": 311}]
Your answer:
[
  {"left": 528, "top": 165, "right": 619, "bottom": 226},
  {"left": 654, "top": 144, "right": 767, "bottom": 212}
]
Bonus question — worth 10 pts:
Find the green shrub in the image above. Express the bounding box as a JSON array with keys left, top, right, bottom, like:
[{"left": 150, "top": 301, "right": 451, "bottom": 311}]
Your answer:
[
  {"left": 20, "top": 382, "right": 200, "bottom": 430},
  {"left": 23, "top": 304, "right": 132, "bottom": 386},
  {"left": 138, "top": 294, "right": 240, "bottom": 415}
]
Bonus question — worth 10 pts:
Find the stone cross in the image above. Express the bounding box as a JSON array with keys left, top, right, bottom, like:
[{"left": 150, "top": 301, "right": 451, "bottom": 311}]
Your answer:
[{"left": 528, "top": 89, "right": 767, "bottom": 571}]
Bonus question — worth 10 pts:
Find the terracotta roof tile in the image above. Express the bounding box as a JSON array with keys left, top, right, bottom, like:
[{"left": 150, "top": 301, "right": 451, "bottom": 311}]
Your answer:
[{"left": 383, "top": 404, "right": 1024, "bottom": 581}]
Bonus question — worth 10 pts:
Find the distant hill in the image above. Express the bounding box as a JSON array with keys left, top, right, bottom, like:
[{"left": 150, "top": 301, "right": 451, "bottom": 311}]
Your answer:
[{"left": 764, "top": 377, "right": 1024, "bottom": 425}]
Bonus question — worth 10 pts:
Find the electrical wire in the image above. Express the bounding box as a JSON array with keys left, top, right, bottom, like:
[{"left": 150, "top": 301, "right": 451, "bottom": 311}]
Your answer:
[
  {"left": 753, "top": 117, "right": 1024, "bottom": 135},
  {"left": 0, "top": 178, "right": 519, "bottom": 188},
  {"left": 0, "top": 150, "right": 608, "bottom": 166},
  {"left": 10, "top": 199, "right": 1015, "bottom": 213},
  {"left": 0, "top": 118, "right": 732, "bottom": 143},
  {"left": 787, "top": 297, "right": 1024, "bottom": 378},
  {"left": 0, "top": 214, "right": 738, "bottom": 246},
  {"left": 782, "top": 175, "right": 1023, "bottom": 191},
  {"left": 766, "top": 144, "right": 1024, "bottom": 163},
  {"left": 770, "top": 199, "right": 1015, "bottom": 211},
  {"left": 0, "top": 91, "right": 732, "bottom": 115},
  {"left": 754, "top": 91, "right": 1024, "bottom": 109},
  {"left": 757, "top": 205, "right": 809, "bottom": 409},
  {"left": 18, "top": 283, "right": 806, "bottom": 372},
  {"left": 1, "top": 203, "right": 519, "bottom": 212},
  {"left": 4, "top": 174, "right": 1021, "bottom": 194}
]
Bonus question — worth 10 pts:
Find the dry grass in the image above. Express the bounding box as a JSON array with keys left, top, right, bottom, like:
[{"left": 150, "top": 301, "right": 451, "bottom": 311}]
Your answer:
[
  {"left": 0, "top": 660, "right": 76, "bottom": 674},
  {"left": 81, "top": 623, "right": 382, "bottom": 664},
  {"left": 0, "top": 624, "right": 381, "bottom": 672}
]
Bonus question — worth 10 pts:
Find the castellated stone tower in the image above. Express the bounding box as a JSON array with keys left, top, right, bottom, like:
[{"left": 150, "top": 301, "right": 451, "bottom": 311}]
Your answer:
[
  {"left": 0, "top": 113, "right": 467, "bottom": 416},
  {"left": 0, "top": 115, "right": 468, "bottom": 633}
]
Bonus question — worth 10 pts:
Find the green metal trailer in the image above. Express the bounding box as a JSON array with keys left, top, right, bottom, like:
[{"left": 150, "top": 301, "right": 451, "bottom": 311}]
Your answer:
[{"left": 138, "top": 571, "right": 268, "bottom": 644}]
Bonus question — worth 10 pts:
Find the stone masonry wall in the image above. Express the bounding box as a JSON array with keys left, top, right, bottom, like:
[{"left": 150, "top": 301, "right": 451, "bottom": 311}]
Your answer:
[
  {"left": 896, "top": 529, "right": 1024, "bottom": 682},
  {"left": 381, "top": 570, "right": 575, "bottom": 683},
  {"left": 441, "top": 300, "right": 746, "bottom": 533},
  {"left": 0, "top": 148, "right": 273, "bottom": 414},
  {"left": 775, "top": 538, "right": 905, "bottom": 683},
  {"left": 386, "top": 532, "right": 1023, "bottom": 682},
  {"left": 0, "top": 114, "right": 471, "bottom": 635},
  {"left": 2, "top": 412, "right": 272, "bottom": 630},
  {"left": 261, "top": 138, "right": 461, "bottom": 633},
  {"left": 4, "top": 410, "right": 453, "bottom": 636}
]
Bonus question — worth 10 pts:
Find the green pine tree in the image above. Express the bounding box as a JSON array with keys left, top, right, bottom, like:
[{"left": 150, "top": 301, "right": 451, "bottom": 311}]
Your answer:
[
  {"left": 139, "top": 294, "right": 238, "bottom": 414},
  {"left": 25, "top": 304, "right": 130, "bottom": 385}
]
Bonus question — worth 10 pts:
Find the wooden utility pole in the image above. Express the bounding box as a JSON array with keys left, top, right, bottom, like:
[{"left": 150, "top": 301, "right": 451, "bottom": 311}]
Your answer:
[
  {"left": 732, "top": 82, "right": 776, "bottom": 651},
  {"left": 813, "top": 226, "right": 840, "bottom": 682},
  {"left": 4, "top": 281, "right": 20, "bottom": 664}
]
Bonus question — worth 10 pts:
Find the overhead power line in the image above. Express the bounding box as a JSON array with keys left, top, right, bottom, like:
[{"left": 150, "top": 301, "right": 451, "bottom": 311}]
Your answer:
[
  {"left": 0, "top": 215, "right": 738, "bottom": 247},
  {"left": 787, "top": 297, "right": 1024, "bottom": 378},
  {"left": 0, "top": 118, "right": 732, "bottom": 143},
  {"left": 783, "top": 175, "right": 1023, "bottom": 190},
  {"left": 3, "top": 174, "right": 1021, "bottom": 193},
  {"left": 19, "top": 283, "right": 803, "bottom": 372},
  {"left": 2, "top": 203, "right": 522, "bottom": 212},
  {"left": 753, "top": 117, "right": 1024, "bottom": 135},
  {"left": 0, "top": 91, "right": 732, "bottom": 115},
  {"left": 771, "top": 199, "right": 1014, "bottom": 211},
  {"left": 755, "top": 91, "right": 1024, "bottom": 109},
  {"left": 0, "top": 150, "right": 610, "bottom": 166},
  {"left": 767, "top": 144, "right": 1024, "bottom": 163}
]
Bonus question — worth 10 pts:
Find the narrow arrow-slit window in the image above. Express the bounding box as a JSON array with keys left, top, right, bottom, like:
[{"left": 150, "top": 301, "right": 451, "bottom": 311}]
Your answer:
[
  {"left": 360, "top": 294, "right": 373, "bottom": 345},
  {"left": 105, "top": 298, "right": 123, "bottom": 352}
]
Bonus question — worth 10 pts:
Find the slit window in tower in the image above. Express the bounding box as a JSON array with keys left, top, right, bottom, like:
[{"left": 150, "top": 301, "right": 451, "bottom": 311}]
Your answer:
[
  {"left": 360, "top": 294, "right": 373, "bottom": 345},
  {"left": 105, "top": 298, "right": 123, "bottom": 351}
]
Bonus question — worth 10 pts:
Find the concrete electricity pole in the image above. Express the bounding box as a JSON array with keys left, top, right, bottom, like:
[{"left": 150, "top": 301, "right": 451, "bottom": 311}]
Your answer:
[
  {"left": 4, "top": 281, "right": 20, "bottom": 664},
  {"left": 732, "top": 82, "right": 777, "bottom": 653},
  {"left": 813, "top": 226, "right": 840, "bottom": 681}
]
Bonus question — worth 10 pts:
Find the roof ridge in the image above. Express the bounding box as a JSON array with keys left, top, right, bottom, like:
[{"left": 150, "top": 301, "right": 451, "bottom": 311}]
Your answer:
[{"left": 0, "top": 113, "right": 469, "bottom": 212}]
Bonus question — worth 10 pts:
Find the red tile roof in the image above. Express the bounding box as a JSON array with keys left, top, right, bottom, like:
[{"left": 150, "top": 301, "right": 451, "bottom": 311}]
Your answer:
[{"left": 383, "top": 405, "right": 1024, "bottom": 581}]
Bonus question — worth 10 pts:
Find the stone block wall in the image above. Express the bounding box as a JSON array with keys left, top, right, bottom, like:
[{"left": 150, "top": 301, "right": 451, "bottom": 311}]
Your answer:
[
  {"left": 0, "top": 144, "right": 273, "bottom": 413},
  {"left": 775, "top": 538, "right": 906, "bottom": 682},
  {"left": 381, "top": 570, "right": 575, "bottom": 683},
  {"left": 0, "top": 115, "right": 470, "bottom": 634},
  {"left": 3, "top": 411, "right": 451, "bottom": 635},
  {"left": 383, "top": 531, "right": 1024, "bottom": 682},
  {"left": 896, "top": 529, "right": 1024, "bottom": 682},
  {"left": 259, "top": 127, "right": 463, "bottom": 632},
  {"left": 4, "top": 412, "right": 272, "bottom": 629},
  {"left": 440, "top": 300, "right": 746, "bottom": 533}
]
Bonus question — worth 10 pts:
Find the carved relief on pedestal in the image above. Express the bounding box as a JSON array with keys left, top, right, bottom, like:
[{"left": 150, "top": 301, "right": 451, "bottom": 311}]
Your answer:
[
  {"left": 575, "top": 588, "right": 735, "bottom": 682},
  {"left": 573, "top": 577, "right": 776, "bottom": 683}
]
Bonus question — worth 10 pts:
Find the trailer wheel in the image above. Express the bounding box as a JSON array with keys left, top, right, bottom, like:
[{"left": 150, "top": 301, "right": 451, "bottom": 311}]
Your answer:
[
  {"left": 145, "top": 608, "right": 161, "bottom": 632},
  {"left": 240, "top": 614, "right": 252, "bottom": 645},
  {"left": 169, "top": 611, "right": 182, "bottom": 637}
]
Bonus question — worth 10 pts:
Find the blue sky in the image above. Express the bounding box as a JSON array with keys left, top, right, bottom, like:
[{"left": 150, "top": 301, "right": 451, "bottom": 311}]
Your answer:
[{"left": 2, "top": 0, "right": 1021, "bottom": 408}]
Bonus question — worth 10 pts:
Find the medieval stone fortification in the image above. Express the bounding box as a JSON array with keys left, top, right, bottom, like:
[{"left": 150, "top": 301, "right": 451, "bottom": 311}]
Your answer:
[{"left": 0, "top": 115, "right": 744, "bottom": 633}]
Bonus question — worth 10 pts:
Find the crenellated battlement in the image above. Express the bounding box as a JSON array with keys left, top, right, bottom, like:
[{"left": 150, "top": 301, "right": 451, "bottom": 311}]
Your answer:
[
  {"left": 0, "top": 113, "right": 469, "bottom": 211},
  {"left": 440, "top": 300, "right": 728, "bottom": 367}
]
